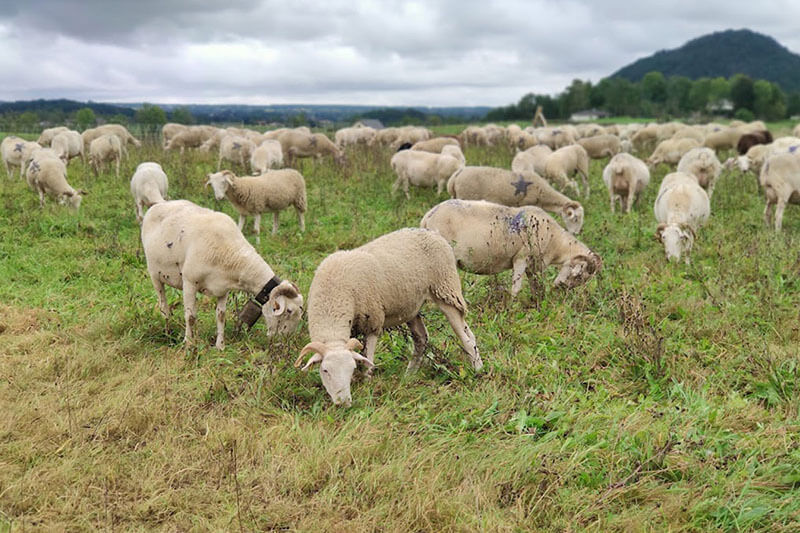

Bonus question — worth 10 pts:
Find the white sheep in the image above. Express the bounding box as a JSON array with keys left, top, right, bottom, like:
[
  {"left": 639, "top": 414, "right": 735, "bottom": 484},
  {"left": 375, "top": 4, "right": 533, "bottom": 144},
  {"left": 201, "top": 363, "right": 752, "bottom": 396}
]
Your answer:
[
  {"left": 36, "top": 126, "right": 69, "bottom": 146},
  {"left": 760, "top": 153, "right": 800, "bottom": 231},
  {"left": 511, "top": 145, "right": 552, "bottom": 177},
  {"left": 602, "top": 153, "right": 650, "bottom": 213},
  {"left": 141, "top": 199, "right": 304, "bottom": 349},
  {"left": 50, "top": 130, "right": 84, "bottom": 163},
  {"left": 278, "top": 130, "right": 345, "bottom": 166},
  {"left": 82, "top": 124, "right": 141, "bottom": 153},
  {"left": 89, "top": 134, "right": 125, "bottom": 178},
  {"left": 653, "top": 172, "right": 710, "bottom": 263},
  {"left": 647, "top": 138, "right": 701, "bottom": 167},
  {"left": 544, "top": 145, "right": 590, "bottom": 198},
  {"left": 390, "top": 149, "right": 464, "bottom": 198},
  {"left": 410, "top": 137, "right": 461, "bottom": 154},
  {"left": 249, "top": 140, "right": 284, "bottom": 175},
  {"left": 447, "top": 166, "right": 584, "bottom": 234},
  {"left": 441, "top": 144, "right": 465, "bottom": 165},
  {"left": 27, "top": 156, "right": 86, "bottom": 209},
  {"left": 23, "top": 146, "right": 60, "bottom": 184},
  {"left": 421, "top": 200, "right": 601, "bottom": 297},
  {"left": 676, "top": 147, "right": 722, "bottom": 199},
  {"left": 334, "top": 126, "right": 376, "bottom": 148},
  {"left": 205, "top": 169, "right": 306, "bottom": 239},
  {"left": 2, "top": 137, "right": 41, "bottom": 179},
  {"left": 130, "top": 162, "right": 168, "bottom": 223},
  {"left": 294, "top": 228, "right": 482, "bottom": 407},
  {"left": 161, "top": 123, "right": 189, "bottom": 147},
  {"left": 217, "top": 135, "right": 255, "bottom": 171},
  {"left": 577, "top": 134, "right": 622, "bottom": 159}
]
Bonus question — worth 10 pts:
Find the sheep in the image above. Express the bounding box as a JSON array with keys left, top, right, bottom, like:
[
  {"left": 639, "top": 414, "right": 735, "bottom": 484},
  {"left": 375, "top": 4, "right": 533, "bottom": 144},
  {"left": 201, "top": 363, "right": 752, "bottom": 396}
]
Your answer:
[
  {"left": 703, "top": 127, "right": 741, "bottom": 152},
  {"left": 294, "top": 227, "right": 482, "bottom": 407},
  {"left": 506, "top": 124, "right": 524, "bottom": 147},
  {"left": 391, "top": 126, "right": 433, "bottom": 149},
  {"left": 447, "top": 166, "right": 584, "bottom": 234},
  {"left": 50, "top": 130, "right": 83, "bottom": 163},
  {"left": 460, "top": 125, "right": 489, "bottom": 147},
  {"left": 36, "top": 126, "right": 69, "bottom": 146},
  {"left": 631, "top": 125, "right": 660, "bottom": 151},
  {"left": 760, "top": 153, "right": 800, "bottom": 232},
  {"left": 161, "top": 123, "right": 189, "bottom": 147},
  {"left": 441, "top": 144, "right": 465, "bottom": 165},
  {"left": 165, "top": 126, "right": 215, "bottom": 152},
  {"left": 130, "top": 162, "right": 168, "bottom": 223},
  {"left": 647, "top": 138, "right": 701, "bottom": 167},
  {"left": 22, "top": 146, "right": 60, "bottom": 183},
  {"left": 544, "top": 144, "right": 590, "bottom": 198},
  {"left": 670, "top": 126, "right": 706, "bottom": 143},
  {"left": 141, "top": 199, "right": 304, "bottom": 349},
  {"left": 27, "top": 156, "right": 86, "bottom": 210},
  {"left": 217, "top": 135, "right": 255, "bottom": 171},
  {"left": 278, "top": 130, "right": 345, "bottom": 166},
  {"left": 421, "top": 200, "right": 601, "bottom": 297},
  {"left": 88, "top": 134, "right": 124, "bottom": 178},
  {"left": 511, "top": 145, "right": 552, "bottom": 177},
  {"left": 534, "top": 127, "right": 575, "bottom": 150},
  {"left": 602, "top": 153, "right": 651, "bottom": 213},
  {"left": 736, "top": 130, "right": 773, "bottom": 155},
  {"left": 2, "top": 137, "right": 41, "bottom": 179},
  {"left": 334, "top": 126, "right": 376, "bottom": 148},
  {"left": 249, "top": 140, "right": 284, "bottom": 175},
  {"left": 653, "top": 172, "right": 710, "bottom": 263},
  {"left": 793, "top": 124, "right": 800, "bottom": 138},
  {"left": 676, "top": 148, "right": 722, "bottom": 199},
  {"left": 578, "top": 134, "right": 622, "bottom": 159},
  {"left": 390, "top": 149, "right": 463, "bottom": 198},
  {"left": 372, "top": 127, "right": 401, "bottom": 147},
  {"left": 410, "top": 137, "right": 460, "bottom": 154},
  {"left": 82, "top": 124, "right": 140, "bottom": 153},
  {"left": 205, "top": 169, "right": 306, "bottom": 239}
]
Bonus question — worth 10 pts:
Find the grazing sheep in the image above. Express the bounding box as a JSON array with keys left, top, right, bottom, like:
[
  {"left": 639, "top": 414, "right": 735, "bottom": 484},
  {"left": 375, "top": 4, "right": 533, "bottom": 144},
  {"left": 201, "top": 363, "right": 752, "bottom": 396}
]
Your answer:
[
  {"left": 631, "top": 125, "right": 660, "bottom": 151},
  {"left": 371, "top": 127, "right": 401, "bottom": 147},
  {"left": 392, "top": 126, "right": 433, "bottom": 149},
  {"left": 653, "top": 172, "right": 710, "bottom": 263},
  {"left": 130, "top": 162, "right": 168, "bottom": 223},
  {"left": 670, "top": 126, "right": 706, "bottom": 143},
  {"left": 2, "top": 137, "right": 41, "bottom": 179},
  {"left": 441, "top": 144, "right": 466, "bottom": 165},
  {"left": 534, "top": 127, "right": 575, "bottom": 150},
  {"left": 161, "top": 123, "right": 189, "bottom": 147},
  {"left": 677, "top": 148, "right": 722, "bottom": 199},
  {"left": 447, "top": 166, "right": 584, "bottom": 234},
  {"left": 703, "top": 127, "right": 741, "bottom": 152},
  {"left": 460, "top": 125, "right": 489, "bottom": 147},
  {"left": 544, "top": 145, "right": 590, "bottom": 198},
  {"left": 141, "top": 199, "right": 304, "bottom": 349},
  {"left": 205, "top": 169, "right": 306, "bottom": 239},
  {"left": 793, "top": 124, "right": 800, "bottom": 138},
  {"left": 390, "top": 149, "right": 464, "bottom": 198},
  {"left": 334, "top": 126, "right": 376, "bottom": 148},
  {"left": 36, "top": 126, "right": 69, "bottom": 146},
  {"left": 294, "top": 228, "right": 482, "bottom": 407},
  {"left": 410, "top": 137, "right": 460, "bottom": 154},
  {"left": 165, "top": 126, "right": 215, "bottom": 152},
  {"left": 278, "top": 130, "right": 345, "bottom": 166},
  {"left": 736, "top": 130, "right": 773, "bottom": 155},
  {"left": 27, "top": 156, "right": 86, "bottom": 209},
  {"left": 50, "top": 130, "right": 83, "bottom": 163},
  {"left": 511, "top": 145, "right": 552, "bottom": 177},
  {"left": 577, "top": 134, "right": 622, "bottom": 159},
  {"left": 249, "top": 140, "right": 284, "bottom": 175},
  {"left": 83, "top": 124, "right": 141, "bottom": 153},
  {"left": 217, "top": 135, "right": 255, "bottom": 171},
  {"left": 88, "top": 134, "right": 124, "bottom": 178},
  {"left": 602, "top": 153, "right": 651, "bottom": 213},
  {"left": 23, "top": 147, "right": 60, "bottom": 184},
  {"left": 760, "top": 153, "right": 800, "bottom": 231},
  {"left": 421, "top": 200, "right": 601, "bottom": 297},
  {"left": 647, "top": 138, "right": 701, "bottom": 167}
]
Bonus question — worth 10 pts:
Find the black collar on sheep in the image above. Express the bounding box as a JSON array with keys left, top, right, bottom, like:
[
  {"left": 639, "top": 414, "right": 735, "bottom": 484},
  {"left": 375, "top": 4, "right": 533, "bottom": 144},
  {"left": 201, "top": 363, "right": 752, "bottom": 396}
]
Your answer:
[{"left": 237, "top": 276, "right": 282, "bottom": 330}]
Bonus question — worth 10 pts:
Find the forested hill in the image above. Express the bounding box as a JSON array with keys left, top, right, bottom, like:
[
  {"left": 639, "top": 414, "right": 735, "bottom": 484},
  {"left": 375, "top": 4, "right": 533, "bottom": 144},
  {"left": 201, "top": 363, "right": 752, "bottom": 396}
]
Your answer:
[{"left": 610, "top": 29, "right": 800, "bottom": 92}]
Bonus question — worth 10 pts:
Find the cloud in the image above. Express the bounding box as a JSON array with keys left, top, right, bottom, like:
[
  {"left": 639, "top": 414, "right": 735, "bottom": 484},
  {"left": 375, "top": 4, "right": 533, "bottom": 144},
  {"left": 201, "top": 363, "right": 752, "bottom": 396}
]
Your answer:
[{"left": 1, "top": 1, "right": 799, "bottom": 106}]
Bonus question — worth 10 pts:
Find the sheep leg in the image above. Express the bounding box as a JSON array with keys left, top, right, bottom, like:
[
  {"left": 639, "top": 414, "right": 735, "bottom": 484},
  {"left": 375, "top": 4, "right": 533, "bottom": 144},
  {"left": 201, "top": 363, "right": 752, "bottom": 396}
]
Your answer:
[
  {"left": 510, "top": 254, "right": 528, "bottom": 297},
  {"left": 214, "top": 293, "right": 227, "bottom": 350},
  {"left": 297, "top": 209, "right": 305, "bottom": 232},
  {"left": 775, "top": 198, "right": 787, "bottom": 232},
  {"left": 579, "top": 170, "right": 590, "bottom": 198},
  {"left": 3, "top": 160, "right": 9, "bottom": 179},
  {"left": 38, "top": 188, "right": 46, "bottom": 208},
  {"left": 706, "top": 181, "right": 716, "bottom": 201},
  {"left": 136, "top": 201, "right": 144, "bottom": 224},
  {"left": 764, "top": 200, "right": 774, "bottom": 228},
  {"left": 436, "top": 303, "right": 482, "bottom": 371},
  {"left": 406, "top": 314, "right": 429, "bottom": 373},
  {"left": 182, "top": 280, "right": 198, "bottom": 347},
  {"left": 272, "top": 212, "right": 280, "bottom": 235},
  {"left": 362, "top": 333, "right": 379, "bottom": 377},
  {"left": 609, "top": 192, "right": 616, "bottom": 213},
  {"left": 253, "top": 213, "right": 262, "bottom": 237},
  {"left": 625, "top": 188, "right": 635, "bottom": 214},
  {"left": 237, "top": 215, "right": 245, "bottom": 231},
  {"left": 151, "top": 276, "right": 171, "bottom": 334},
  {"left": 115, "top": 155, "right": 120, "bottom": 179}
]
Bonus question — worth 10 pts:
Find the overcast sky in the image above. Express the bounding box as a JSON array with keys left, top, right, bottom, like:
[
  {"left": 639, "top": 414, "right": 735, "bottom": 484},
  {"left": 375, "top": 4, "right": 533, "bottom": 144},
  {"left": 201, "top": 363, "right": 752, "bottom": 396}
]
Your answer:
[{"left": 1, "top": 1, "right": 799, "bottom": 107}]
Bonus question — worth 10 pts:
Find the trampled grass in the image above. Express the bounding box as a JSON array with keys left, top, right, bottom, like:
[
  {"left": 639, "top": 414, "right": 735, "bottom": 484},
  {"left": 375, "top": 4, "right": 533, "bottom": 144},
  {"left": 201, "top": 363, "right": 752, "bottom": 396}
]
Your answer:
[{"left": 1, "top": 132, "right": 800, "bottom": 531}]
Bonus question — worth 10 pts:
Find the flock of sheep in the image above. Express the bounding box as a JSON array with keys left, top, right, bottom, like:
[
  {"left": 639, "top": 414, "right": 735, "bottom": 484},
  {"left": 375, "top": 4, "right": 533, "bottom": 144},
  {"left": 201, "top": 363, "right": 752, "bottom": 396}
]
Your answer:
[{"left": 2, "top": 117, "right": 799, "bottom": 407}]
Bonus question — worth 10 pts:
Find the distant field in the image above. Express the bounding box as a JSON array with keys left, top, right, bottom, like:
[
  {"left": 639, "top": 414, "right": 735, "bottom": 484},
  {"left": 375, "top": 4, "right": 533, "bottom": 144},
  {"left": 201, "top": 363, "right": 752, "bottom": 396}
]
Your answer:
[{"left": 1, "top": 128, "right": 799, "bottom": 531}]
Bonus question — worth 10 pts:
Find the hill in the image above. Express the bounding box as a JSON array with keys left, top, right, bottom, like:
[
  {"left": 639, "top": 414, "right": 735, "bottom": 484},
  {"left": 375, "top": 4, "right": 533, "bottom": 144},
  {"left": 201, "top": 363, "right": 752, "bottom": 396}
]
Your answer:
[{"left": 610, "top": 29, "right": 800, "bottom": 92}]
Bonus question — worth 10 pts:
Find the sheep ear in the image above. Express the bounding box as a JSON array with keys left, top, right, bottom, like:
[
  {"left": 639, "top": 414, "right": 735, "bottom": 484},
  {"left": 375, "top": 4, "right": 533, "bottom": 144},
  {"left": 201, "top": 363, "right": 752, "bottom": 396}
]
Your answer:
[
  {"left": 272, "top": 281, "right": 300, "bottom": 300},
  {"left": 271, "top": 295, "right": 286, "bottom": 316},
  {"left": 680, "top": 224, "right": 696, "bottom": 239},
  {"left": 294, "top": 342, "right": 328, "bottom": 369},
  {"left": 346, "top": 338, "right": 363, "bottom": 352},
  {"left": 352, "top": 352, "right": 374, "bottom": 369},
  {"left": 298, "top": 352, "right": 323, "bottom": 372},
  {"left": 654, "top": 223, "right": 667, "bottom": 242}
]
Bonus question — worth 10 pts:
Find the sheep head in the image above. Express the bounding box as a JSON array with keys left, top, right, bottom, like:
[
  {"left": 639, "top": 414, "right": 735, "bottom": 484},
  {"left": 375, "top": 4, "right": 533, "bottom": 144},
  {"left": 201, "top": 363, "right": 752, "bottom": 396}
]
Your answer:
[
  {"left": 655, "top": 223, "right": 695, "bottom": 263},
  {"left": 262, "top": 281, "right": 303, "bottom": 335},
  {"left": 205, "top": 170, "right": 235, "bottom": 200},
  {"left": 561, "top": 202, "right": 584, "bottom": 235},
  {"left": 554, "top": 252, "right": 602, "bottom": 289},
  {"left": 294, "top": 338, "right": 373, "bottom": 407}
]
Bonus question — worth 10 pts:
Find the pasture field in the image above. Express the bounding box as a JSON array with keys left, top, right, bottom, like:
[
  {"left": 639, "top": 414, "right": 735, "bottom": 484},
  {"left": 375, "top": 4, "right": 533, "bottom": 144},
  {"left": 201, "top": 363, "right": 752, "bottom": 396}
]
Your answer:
[{"left": 1, "top": 132, "right": 800, "bottom": 532}]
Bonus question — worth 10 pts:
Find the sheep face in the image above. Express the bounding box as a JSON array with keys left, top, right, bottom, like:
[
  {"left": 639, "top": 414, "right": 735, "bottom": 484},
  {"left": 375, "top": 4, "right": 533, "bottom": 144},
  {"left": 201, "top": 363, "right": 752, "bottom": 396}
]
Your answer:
[
  {"left": 554, "top": 253, "right": 601, "bottom": 289},
  {"left": 656, "top": 224, "right": 694, "bottom": 263},
  {"left": 59, "top": 190, "right": 84, "bottom": 210},
  {"left": 561, "top": 203, "right": 584, "bottom": 235},
  {"left": 262, "top": 281, "right": 304, "bottom": 335},
  {"left": 205, "top": 171, "right": 233, "bottom": 201},
  {"left": 296, "top": 339, "right": 374, "bottom": 407}
]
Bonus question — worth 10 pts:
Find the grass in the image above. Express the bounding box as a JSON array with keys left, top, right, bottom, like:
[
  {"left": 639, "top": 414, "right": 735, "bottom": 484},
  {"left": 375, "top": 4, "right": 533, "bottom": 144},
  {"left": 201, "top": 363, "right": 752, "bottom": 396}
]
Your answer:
[{"left": 1, "top": 131, "right": 800, "bottom": 531}]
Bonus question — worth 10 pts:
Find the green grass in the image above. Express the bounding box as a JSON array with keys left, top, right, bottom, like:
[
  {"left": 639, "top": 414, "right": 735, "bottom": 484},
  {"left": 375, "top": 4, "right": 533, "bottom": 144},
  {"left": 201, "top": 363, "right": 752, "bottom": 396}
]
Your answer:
[{"left": 1, "top": 133, "right": 800, "bottom": 531}]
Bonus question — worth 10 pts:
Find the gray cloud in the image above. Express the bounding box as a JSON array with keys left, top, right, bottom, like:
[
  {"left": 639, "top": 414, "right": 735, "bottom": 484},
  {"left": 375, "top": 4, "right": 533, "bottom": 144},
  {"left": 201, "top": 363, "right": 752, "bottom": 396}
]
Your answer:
[{"left": 1, "top": 0, "right": 799, "bottom": 106}]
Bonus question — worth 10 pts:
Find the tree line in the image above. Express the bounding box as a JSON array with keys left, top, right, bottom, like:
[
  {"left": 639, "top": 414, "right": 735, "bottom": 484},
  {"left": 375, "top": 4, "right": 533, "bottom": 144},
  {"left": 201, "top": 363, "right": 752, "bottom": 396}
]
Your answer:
[{"left": 486, "top": 72, "right": 800, "bottom": 122}]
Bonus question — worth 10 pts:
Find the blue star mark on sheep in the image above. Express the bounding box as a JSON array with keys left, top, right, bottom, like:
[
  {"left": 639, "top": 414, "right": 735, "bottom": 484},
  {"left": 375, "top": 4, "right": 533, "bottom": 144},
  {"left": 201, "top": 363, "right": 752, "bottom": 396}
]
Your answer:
[
  {"left": 29, "top": 160, "right": 40, "bottom": 173},
  {"left": 510, "top": 174, "right": 532, "bottom": 196},
  {"left": 14, "top": 143, "right": 24, "bottom": 152}
]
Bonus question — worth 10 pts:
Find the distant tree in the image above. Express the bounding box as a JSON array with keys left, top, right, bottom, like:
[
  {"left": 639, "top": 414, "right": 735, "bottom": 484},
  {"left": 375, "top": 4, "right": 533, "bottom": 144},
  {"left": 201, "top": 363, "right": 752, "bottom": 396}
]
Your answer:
[
  {"left": 136, "top": 103, "right": 167, "bottom": 126},
  {"left": 734, "top": 108, "right": 755, "bottom": 121},
  {"left": 642, "top": 71, "right": 667, "bottom": 104},
  {"left": 666, "top": 76, "right": 692, "bottom": 114},
  {"left": 75, "top": 107, "right": 96, "bottom": 130},
  {"left": 109, "top": 114, "right": 129, "bottom": 126},
  {"left": 171, "top": 107, "right": 194, "bottom": 125},
  {"left": 786, "top": 92, "right": 800, "bottom": 117},
  {"left": 289, "top": 112, "right": 308, "bottom": 127},
  {"left": 602, "top": 77, "right": 641, "bottom": 116},
  {"left": 708, "top": 77, "right": 731, "bottom": 102},
  {"left": 730, "top": 74, "right": 755, "bottom": 112},
  {"left": 688, "top": 78, "right": 712, "bottom": 112},
  {"left": 753, "top": 80, "right": 786, "bottom": 120},
  {"left": 17, "top": 111, "right": 38, "bottom": 131},
  {"left": 560, "top": 79, "right": 591, "bottom": 116}
]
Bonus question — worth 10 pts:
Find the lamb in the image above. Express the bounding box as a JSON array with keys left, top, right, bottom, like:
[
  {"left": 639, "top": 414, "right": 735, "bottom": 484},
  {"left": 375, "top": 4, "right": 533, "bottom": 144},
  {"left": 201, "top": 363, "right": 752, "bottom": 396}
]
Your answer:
[
  {"left": 390, "top": 149, "right": 464, "bottom": 198},
  {"left": 36, "top": 126, "right": 69, "bottom": 146},
  {"left": 205, "top": 169, "right": 306, "bottom": 239},
  {"left": 278, "top": 130, "right": 345, "bottom": 166},
  {"left": 447, "top": 166, "right": 584, "bottom": 234},
  {"left": 294, "top": 228, "right": 482, "bottom": 407},
  {"left": 736, "top": 130, "right": 773, "bottom": 155},
  {"left": 760, "top": 153, "right": 800, "bottom": 231},
  {"left": 544, "top": 144, "right": 590, "bottom": 198},
  {"left": 217, "top": 135, "right": 255, "bottom": 170},
  {"left": 27, "top": 156, "right": 86, "bottom": 209},
  {"left": 88, "top": 134, "right": 125, "bottom": 178},
  {"left": 511, "top": 145, "right": 552, "bottom": 177},
  {"left": 249, "top": 140, "right": 284, "bottom": 174},
  {"left": 676, "top": 148, "right": 722, "bottom": 199},
  {"left": 421, "top": 200, "right": 601, "bottom": 297},
  {"left": 2, "top": 137, "right": 41, "bottom": 179},
  {"left": 141, "top": 200, "right": 303, "bottom": 349},
  {"left": 130, "top": 162, "right": 168, "bottom": 223},
  {"left": 653, "top": 172, "right": 710, "bottom": 263},
  {"left": 410, "top": 137, "right": 460, "bottom": 154},
  {"left": 50, "top": 130, "right": 84, "bottom": 163},
  {"left": 647, "top": 138, "right": 701, "bottom": 167},
  {"left": 577, "top": 134, "right": 622, "bottom": 159},
  {"left": 602, "top": 153, "right": 651, "bottom": 213}
]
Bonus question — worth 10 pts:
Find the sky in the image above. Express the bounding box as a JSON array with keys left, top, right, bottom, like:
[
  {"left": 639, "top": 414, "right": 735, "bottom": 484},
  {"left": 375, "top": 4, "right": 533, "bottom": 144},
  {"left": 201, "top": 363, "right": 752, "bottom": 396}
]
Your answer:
[{"left": 1, "top": 0, "right": 799, "bottom": 107}]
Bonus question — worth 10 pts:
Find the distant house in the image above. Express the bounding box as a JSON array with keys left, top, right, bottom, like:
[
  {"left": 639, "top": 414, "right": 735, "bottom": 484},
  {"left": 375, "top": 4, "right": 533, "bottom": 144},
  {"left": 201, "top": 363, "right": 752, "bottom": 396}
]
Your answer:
[
  {"left": 355, "top": 119, "right": 384, "bottom": 130},
  {"left": 570, "top": 109, "right": 609, "bottom": 122},
  {"left": 708, "top": 99, "right": 734, "bottom": 113}
]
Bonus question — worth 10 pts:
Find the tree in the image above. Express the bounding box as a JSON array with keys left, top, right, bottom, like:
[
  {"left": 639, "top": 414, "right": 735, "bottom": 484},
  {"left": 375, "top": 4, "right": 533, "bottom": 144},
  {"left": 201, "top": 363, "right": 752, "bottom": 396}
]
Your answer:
[
  {"left": 730, "top": 74, "right": 755, "bottom": 112},
  {"left": 559, "top": 79, "right": 591, "bottom": 117},
  {"left": 688, "top": 78, "right": 712, "bottom": 112},
  {"left": 642, "top": 71, "right": 667, "bottom": 104},
  {"left": 753, "top": 80, "right": 786, "bottom": 120},
  {"left": 786, "top": 92, "right": 800, "bottom": 118},
  {"left": 109, "top": 114, "right": 129, "bottom": 126},
  {"left": 135, "top": 103, "right": 167, "bottom": 126},
  {"left": 708, "top": 77, "right": 730, "bottom": 103},
  {"left": 666, "top": 76, "right": 692, "bottom": 114},
  {"left": 17, "top": 111, "right": 38, "bottom": 131},
  {"left": 171, "top": 107, "right": 194, "bottom": 125},
  {"left": 75, "top": 107, "right": 96, "bottom": 130}
]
